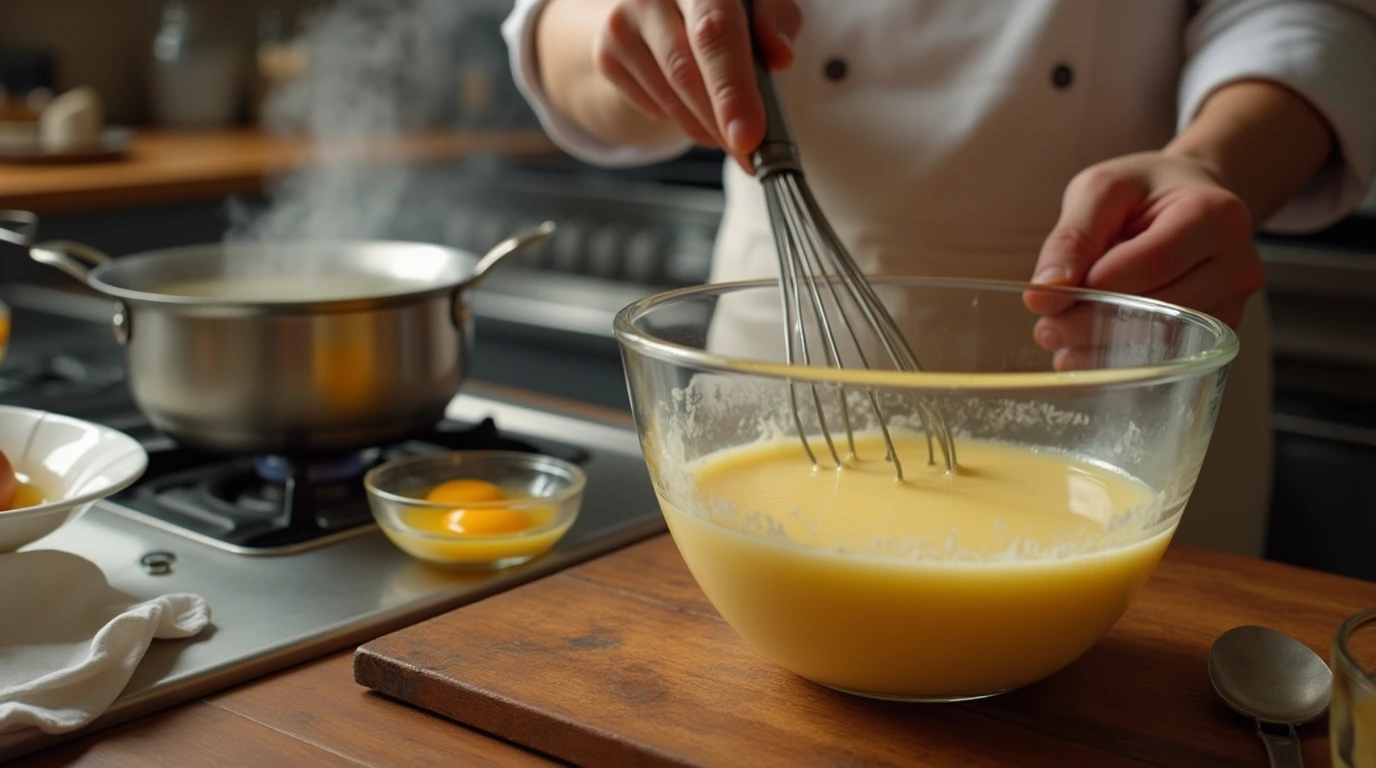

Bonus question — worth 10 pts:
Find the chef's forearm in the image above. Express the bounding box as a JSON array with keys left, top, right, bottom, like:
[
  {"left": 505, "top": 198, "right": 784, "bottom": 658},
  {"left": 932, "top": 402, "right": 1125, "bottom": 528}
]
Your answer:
[
  {"left": 1165, "top": 79, "right": 1335, "bottom": 225},
  {"left": 535, "top": 0, "right": 685, "bottom": 147}
]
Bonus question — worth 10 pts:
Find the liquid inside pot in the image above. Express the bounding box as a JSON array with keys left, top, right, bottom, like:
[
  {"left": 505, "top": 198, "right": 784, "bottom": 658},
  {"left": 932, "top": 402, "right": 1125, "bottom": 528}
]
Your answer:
[{"left": 153, "top": 275, "right": 432, "bottom": 302}]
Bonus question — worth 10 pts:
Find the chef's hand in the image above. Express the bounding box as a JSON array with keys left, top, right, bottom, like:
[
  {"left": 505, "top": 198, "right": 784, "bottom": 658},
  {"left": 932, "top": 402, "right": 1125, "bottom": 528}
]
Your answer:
[
  {"left": 1025, "top": 152, "right": 1266, "bottom": 368},
  {"left": 590, "top": 0, "right": 801, "bottom": 167}
]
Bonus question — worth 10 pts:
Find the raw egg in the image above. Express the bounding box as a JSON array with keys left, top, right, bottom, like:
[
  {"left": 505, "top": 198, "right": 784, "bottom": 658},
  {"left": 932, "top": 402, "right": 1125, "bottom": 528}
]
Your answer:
[
  {"left": 425, "top": 479, "right": 505, "bottom": 504},
  {"left": 438, "top": 507, "right": 534, "bottom": 536},
  {"left": 414, "top": 478, "right": 538, "bottom": 535},
  {"left": 368, "top": 453, "right": 584, "bottom": 570},
  {"left": 9, "top": 482, "right": 44, "bottom": 509},
  {"left": 0, "top": 449, "right": 45, "bottom": 512},
  {"left": 0, "top": 449, "right": 15, "bottom": 510}
]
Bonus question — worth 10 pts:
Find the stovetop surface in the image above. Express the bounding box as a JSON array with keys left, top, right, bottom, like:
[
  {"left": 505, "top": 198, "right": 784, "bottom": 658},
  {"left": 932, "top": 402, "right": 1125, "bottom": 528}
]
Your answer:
[
  {"left": 0, "top": 294, "right": 665, "bottom": 760},
  {"left": 112, "top": 415, "right": 594, "bottom": 554},
  {"left": 0, "top": 306, "right": 132, "bottom": 422}
]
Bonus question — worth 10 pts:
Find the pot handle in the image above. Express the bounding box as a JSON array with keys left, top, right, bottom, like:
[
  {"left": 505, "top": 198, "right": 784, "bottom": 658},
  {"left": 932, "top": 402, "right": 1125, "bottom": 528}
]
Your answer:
[
  {"left": 451, "top": 220, "right": 556, "bottom": 325},
  {"left": 466, "top": 220, "right": 556, "bottom": 291},
  {"left": 0, "top": 209, "right": 111, "bottom": 286},
  {"left": 29, "top": 240, "right": 111, "bottom": 286},
  {"left": 0, "top": 210, "right": 38, "bottom": 248}
]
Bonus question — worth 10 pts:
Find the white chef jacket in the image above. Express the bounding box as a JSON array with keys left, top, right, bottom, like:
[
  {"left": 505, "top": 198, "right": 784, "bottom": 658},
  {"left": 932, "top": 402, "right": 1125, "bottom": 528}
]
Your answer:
[{"left": 501, "top": 0, "right": 1376, "bottom": 557}]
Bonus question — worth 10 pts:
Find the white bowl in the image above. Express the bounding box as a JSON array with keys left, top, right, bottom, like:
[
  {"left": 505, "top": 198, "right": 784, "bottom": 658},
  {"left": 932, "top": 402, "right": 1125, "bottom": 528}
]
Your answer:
[{"left": 0, "top": 405, "right": 147, "bottom": 553}]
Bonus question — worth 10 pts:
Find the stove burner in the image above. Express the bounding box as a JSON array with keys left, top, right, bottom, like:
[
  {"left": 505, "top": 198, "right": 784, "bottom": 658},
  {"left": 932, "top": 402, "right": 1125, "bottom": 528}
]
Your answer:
[
  {"left": 110, "top": 417, "right": 592, "bottom": 553},
  {"left": 207, "top": 461, "right": 365, "bottom": 520},
  {"left": 253, "top": 452, "right": 374, "bottom": 484}
]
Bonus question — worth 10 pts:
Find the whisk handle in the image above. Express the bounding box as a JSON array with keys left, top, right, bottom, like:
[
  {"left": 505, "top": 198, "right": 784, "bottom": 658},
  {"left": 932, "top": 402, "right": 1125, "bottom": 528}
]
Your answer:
[{"left": 741, "top": 0, "right": 799, "bottom": 177}]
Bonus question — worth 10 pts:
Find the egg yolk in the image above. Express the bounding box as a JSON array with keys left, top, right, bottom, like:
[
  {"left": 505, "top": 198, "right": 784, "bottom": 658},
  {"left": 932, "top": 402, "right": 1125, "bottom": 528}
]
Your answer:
[
  {"left": 403, "top": 479, "right": 547, "bottom": 538},
  {"left": 426, "top": 479, "right": 504, "bottom": 504},
  {"left": 10, "top": 482, "right": 44, "bottom": 510},
  {"left": 439, "top": 507, "right": 535, "bottom": 536}
]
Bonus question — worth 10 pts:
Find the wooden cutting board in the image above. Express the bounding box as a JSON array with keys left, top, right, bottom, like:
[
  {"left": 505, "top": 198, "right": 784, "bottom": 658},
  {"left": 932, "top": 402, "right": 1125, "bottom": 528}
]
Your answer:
[{"left": 355, "top": 534, "right": 1376, "bottom": 767}]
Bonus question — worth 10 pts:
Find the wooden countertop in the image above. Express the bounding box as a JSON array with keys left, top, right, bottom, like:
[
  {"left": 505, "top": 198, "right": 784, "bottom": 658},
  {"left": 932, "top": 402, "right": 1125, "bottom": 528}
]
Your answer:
[
  {"left": 13, "top": 651, "right": 556, "bottom": 768},
  {"left": 7, "top": 382, "right": 1371, "bottom": 766},
  {"left": 19, "top": 533, "right": 1375, "bottom": 767},
  {"left": 0, "top": 128, "right": 560, "bottom": 215},
  {"left": 357, "top": 534, "right": 1372, "bottom": 767}
]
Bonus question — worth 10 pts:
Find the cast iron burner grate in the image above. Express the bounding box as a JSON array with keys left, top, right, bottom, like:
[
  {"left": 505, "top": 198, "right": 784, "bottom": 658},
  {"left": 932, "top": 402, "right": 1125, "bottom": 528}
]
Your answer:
[
  {"left": 109, "top": 418, "right": 591, "bottom": 554},
  {"left": 0, "top": 346, "right": 131, "bottom": 418}
]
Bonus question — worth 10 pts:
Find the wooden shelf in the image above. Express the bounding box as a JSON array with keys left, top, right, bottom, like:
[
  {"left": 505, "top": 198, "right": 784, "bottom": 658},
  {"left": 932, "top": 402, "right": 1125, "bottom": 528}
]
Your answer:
[{"left": 0, "top": 128, "right": 561, "bottom": 214}]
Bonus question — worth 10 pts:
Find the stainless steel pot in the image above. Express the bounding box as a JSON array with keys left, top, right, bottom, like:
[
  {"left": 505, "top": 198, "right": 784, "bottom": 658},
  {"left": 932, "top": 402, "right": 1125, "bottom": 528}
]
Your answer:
[{"left": 0, "top": 210, "right": 552, "bottom": 455}]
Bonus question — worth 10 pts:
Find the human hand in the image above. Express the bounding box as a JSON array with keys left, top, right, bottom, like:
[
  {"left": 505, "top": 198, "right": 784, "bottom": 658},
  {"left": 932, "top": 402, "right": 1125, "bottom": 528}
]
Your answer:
[
  {"left": 1025, "top": 152, "right": 1265, "bottom": 368},
  {"left": 590, "top": 0, "right": 801, "bottom": 168}
]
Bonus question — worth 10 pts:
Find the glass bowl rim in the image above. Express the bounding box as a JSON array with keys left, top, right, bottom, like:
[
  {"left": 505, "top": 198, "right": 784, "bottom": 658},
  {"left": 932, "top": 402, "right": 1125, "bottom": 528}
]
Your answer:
[
  {"left": 362, "top": 450, "right": 588, "bottom": 512},
  {"left": 1335, "top": 607, "right": 1376, "bottom": 691},
  {"left": 612, "top": 276, "right": 1240, "bottom": 391}
]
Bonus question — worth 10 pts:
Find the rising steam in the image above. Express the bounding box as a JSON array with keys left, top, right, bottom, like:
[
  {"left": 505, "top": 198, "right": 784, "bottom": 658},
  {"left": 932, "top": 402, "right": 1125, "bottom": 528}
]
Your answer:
[{"left": 225, "top": 0, "right": 490, "bottom": 244}]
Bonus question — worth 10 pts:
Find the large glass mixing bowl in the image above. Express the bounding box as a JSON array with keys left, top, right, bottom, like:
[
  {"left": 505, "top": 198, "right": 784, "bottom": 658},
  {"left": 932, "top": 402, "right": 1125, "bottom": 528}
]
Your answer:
[{"left": 614, "top": 277, "right": 1238, "bottom": 702}]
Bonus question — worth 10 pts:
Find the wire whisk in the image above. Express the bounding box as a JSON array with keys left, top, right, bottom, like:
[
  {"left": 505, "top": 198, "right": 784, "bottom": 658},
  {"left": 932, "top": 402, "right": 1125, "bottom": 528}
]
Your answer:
[{"left": 743, "top": 5, "right": 957, "bottom": 479}]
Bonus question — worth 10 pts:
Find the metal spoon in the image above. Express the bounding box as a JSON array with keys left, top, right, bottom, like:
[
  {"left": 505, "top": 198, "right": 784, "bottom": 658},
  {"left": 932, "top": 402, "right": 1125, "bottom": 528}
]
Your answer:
[{"left": 1209, "top": 625, "right": 1333, "bottom": 767}]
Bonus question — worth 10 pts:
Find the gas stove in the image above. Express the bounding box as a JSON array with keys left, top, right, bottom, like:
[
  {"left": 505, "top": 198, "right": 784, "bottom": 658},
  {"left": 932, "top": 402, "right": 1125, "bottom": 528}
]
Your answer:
[
  {"left": 111, "top": 415, "right": 593, "bottom": 554},
  {"left": 0, "top": 309, "right": 131, "bottom": 422},
  {"left": 0, "top": 293, "right": 665, "bottom": 760}
]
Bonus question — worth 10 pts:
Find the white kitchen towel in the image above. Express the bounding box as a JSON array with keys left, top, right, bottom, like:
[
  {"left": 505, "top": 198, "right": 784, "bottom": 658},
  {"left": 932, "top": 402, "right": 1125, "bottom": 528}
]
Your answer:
[{"left": 0, "top": 549, "right": 210, "bottom": 735}]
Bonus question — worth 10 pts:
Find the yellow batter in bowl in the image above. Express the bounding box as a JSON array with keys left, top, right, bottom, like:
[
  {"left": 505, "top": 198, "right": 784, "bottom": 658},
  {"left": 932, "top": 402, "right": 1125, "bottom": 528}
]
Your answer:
[{"left": 662, "top": 433, "right": 1172, "bottom": 700}]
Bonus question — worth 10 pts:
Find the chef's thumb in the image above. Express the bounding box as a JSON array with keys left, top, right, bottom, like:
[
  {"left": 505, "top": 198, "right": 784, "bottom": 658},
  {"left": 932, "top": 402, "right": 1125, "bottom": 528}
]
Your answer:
[{"left": 1026, "top": 168, "right": 1145, "bottom": 315}]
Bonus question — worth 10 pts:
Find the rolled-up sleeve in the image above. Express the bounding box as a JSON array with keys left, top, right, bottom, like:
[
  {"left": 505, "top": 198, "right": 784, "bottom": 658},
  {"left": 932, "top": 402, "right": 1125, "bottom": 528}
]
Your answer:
[
  {"left": 501, "top": 0, "right": 694, "bottom": 168},
  {"left": 1182, "top": 0, "right": 1376, "bottom": 233}
]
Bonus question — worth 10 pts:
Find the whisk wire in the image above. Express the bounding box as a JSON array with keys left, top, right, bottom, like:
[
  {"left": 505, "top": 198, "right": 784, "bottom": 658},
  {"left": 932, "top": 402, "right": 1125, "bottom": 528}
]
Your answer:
[
  {"left": 794, "top": 181, "right": 959, "bottom": 470},
  {"left": 781, "top": 175, "right": 911, "bottom": 478},
  {"left": 766, "top": 192, "right": 820, "bottom": 468},
  {"left": 778, "top": 176, "right": 859, "bottom": 462},
  {"left": 745, "top": 0, "right": 957, "bottom": 479},
  {"left": 768, "top": 186, "right": 842, "bottom": 467},
  {"left": 761, "top": 163, "right": 958, "bottom": 477}
]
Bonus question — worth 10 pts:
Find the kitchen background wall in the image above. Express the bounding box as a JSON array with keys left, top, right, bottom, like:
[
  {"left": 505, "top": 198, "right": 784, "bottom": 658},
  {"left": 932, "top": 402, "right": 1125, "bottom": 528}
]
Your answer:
[
  {"left": 0, "top": 0, "right": 512, "bottom": 126},
  {"left": 2, "top": 0, "right": 303, "bottom": 124}
]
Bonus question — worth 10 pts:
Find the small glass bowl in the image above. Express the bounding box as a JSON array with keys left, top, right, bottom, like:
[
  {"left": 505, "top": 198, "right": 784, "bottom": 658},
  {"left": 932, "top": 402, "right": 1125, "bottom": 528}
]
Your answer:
[{"left": 363, "top": 450, "right": 586, "bottom": 570}]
